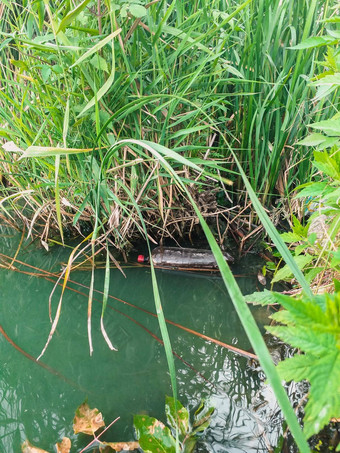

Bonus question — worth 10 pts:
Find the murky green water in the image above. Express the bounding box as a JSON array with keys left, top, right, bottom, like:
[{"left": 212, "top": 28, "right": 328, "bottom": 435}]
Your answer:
[{"left": 0, "top": 230, "right": 283, "bottom": 452}]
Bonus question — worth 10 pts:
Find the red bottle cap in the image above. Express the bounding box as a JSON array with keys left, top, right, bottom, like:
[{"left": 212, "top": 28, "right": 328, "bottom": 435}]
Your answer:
[{"left": 137, "top": 254, "right": 145, "bottom": 263}]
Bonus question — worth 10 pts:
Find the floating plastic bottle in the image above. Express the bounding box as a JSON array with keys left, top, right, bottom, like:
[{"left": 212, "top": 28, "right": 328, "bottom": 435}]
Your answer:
[{"left": 137, "top": 246, "right": 234, "bottom": 269}]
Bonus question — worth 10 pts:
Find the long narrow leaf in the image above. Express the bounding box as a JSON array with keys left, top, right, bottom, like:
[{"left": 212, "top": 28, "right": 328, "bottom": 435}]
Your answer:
[
  {"left": 57, "top": 0, "right": 93, "bottom": 33},
  {"left": 70, "top": 29, "right": 121, "bottom": 68},
  {"left": 111, "top": 139, "right": 310, "bottom": 453}
]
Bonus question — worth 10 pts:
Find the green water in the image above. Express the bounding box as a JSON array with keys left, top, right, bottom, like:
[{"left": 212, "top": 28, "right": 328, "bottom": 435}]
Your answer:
[{"left": 0, "top": 230, "right": 283, "bottom": 452}]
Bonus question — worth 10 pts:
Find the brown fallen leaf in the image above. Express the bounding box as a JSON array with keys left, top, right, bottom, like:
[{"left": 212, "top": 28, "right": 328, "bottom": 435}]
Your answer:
[
  {"left": 73, "top": 402, "right": 105, "bottom": 435},
  {"left": 21, "top": 440, "right": 50, "bottom": 453},
  {"left": 257, "top": 270, "right": 266, "bottom": 286},
  {"left": 99, "top": 441, "right": 140, "bottom": 452},
  {"left": 56, "top": 437, "right": 71, "bottom": 453}
]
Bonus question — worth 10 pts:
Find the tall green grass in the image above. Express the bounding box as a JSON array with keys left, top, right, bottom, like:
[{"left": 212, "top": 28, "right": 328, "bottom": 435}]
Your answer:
[
  {"left": 0, "top": 1, "right": 339, "bottom": 451},
  {"left": 0, "top": 0, "right": 337, "bottom": 241}
]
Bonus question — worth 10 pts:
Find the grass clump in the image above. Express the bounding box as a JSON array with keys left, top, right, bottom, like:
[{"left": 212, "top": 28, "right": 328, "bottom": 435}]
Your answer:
[{"left": 0, "top": 0, "right": 338, "bottom": 247}]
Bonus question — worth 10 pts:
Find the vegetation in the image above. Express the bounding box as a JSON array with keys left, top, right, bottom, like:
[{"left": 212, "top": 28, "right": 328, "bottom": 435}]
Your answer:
[
  {"left": 0, "top": 0, "right": 339, "bottom": 452},
  {"left": 22, "top": 399, "right": 213, "bottom": 452},
  {"left": 0, "top": 0, "right": 337, "bottom": 246}
]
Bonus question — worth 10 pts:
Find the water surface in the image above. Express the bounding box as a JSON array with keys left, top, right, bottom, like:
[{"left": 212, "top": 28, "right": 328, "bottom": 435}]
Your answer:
[{"left": 0, "top": 230, "right": 283, "bottom": 452}]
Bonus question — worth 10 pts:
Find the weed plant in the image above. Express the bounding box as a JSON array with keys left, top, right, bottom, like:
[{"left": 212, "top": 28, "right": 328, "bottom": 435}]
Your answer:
[
  {"left": 0, "top": 2, "right": 339, "bottom": 452},
  {"left": 0, "top": 0, "right": 337, "bottom": 245}
]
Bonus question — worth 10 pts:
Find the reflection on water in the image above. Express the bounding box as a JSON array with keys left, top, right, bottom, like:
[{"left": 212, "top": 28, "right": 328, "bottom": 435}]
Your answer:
[{"left": 0, "top": 230, "right": 283, "bottom": 452}]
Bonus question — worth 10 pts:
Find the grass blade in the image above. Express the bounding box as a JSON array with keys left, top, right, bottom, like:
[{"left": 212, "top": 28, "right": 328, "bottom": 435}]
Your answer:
[{"left": 70, "top": 29, "right": 121, "bottom": 68}]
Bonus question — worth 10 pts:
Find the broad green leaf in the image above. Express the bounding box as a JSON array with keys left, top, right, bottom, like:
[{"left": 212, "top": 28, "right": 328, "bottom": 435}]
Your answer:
[
  {"left": 304, "top": 267, "right": 323, "bottom": 283},
  {"left": 90, "top": 55, "right": 109, "bottom": 73},
  {"left": 165, "top": 396, "right": 189, "bottom": 438},
  {"left": 134, "top": 415, "right": 176, "bottom": 453},
  {"left": 268, "top": 325, "right": 335, "bottom": 355},
  {"left": 331, "top": 250, "right": 340, "bottom": 267},
  {"left": 310, "top": 119, "right": 340, "bottom": 137},
  {"left": 267, "top": 292, "right": 340, "bottom": 437},
  {"left": 244, "top": 289, "right": 279, "bottom": 306},
  {"left": 290, "top": 36, "right": 336, "bottom": 49},
  {"left": 276, "top": 353, "right": 316, "bottom": 383},
  {"left": 310, "top": 73, "right": 340, "bottom": 87},
  {"left": 303, "top": 350, "right": 340, "bottom": 438},
  {"left": 129, "top": 4, "right": 147, "bottom": 18},
  {"left": 280, "top": 232, "right": 304, "bottom": 243},
  {"left": 276, "top": 351, "right": 340, "bottom": 439},
  {"left": 272, "top": 254, "right": 314, "bottom": 283},
  {"left": 316, "top": 137, "right": 340, "bottom": 150},
  {"left": 313, "top": 151, "right": 340, "bottom": 180},
  {"left": 41, "top": 65, "right": 51, "bottom": 83},
  {"left": 295, "top": 182, "right": 328, "bottom": 198},
  {"left": 297, "top": 133, "right": 328, "bottom": 146}
]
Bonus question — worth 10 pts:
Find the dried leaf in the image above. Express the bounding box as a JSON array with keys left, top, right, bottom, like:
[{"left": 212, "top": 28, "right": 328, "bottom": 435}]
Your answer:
[
  {"left": 99, "top": 441, "right": 140, "bottom": 452},
  {"left": 56, "top": 437, "right": 71, "bottom": 453},
  {"left": 257, "top": 271, "right": 266, "bottom": 286},
  {"left": 21, "top": 440, "right": 49, "bottom": 453},
  {"left": 73, "top": 402, "right": 105, "bottom": 435},
  {"left": 2, "top": 141, "right": 24, "bottom": 153}
]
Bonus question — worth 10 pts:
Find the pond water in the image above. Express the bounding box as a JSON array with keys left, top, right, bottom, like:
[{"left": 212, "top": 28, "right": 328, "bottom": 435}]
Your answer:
[{"left": 0, "top": 229, "right": 285, "bottom": 453}]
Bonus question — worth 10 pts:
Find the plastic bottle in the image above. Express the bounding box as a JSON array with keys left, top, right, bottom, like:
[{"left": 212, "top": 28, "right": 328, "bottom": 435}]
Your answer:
[{"left": 137, "top": 246, "right": 234, "bottom": 269}]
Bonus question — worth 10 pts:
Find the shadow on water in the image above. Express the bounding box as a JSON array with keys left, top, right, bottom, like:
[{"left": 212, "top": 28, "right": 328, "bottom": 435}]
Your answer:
[{"left": 0, "top": 229, "right": 284, "bottom": 452}]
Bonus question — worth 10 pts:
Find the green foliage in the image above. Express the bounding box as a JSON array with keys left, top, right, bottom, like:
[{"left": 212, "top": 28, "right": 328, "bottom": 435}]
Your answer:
[
  {"left": 134, "top": 415, "right": 177, "bottom": 453},
  {"left": 267, "top": 291, "right": 340, "bottom": 439},
  {"left": 271, "top": 17, "right": 340, "bottom": 287},
  {"left": 0, "top": 0, "right": 337, "bottom": 239},
  {"left": 272, "top": 148, "right": 340, "bottom": 285},
  {"left": 134, "top": 397, "right": 214, "bottom": 453}
]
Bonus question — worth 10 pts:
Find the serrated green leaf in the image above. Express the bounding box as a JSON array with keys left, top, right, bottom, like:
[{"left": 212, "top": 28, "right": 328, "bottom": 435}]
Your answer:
[
  {"left": 134, "top": 415, "right": 176, "bottom": 453},
  {"left": 302, "top": 351, "right": 340, "bottom": 438},
  {"left": 334, "top": 279, "right": 340, "bottom": 292},
  {"left": 310, "top": 120, "right": 340, "bottom": 137},
  {"left": 268, "top": 326, "right": 335, "bottom": 355},
  {"left": 267, "top": 292, "right": 340, "bottom": 438},
  {"left": 310, "top": 73, "right": 340, "bottom": 87},
  {"left": 298, "top": 133, "right": 327, "bottom": 146},
  {"left": 280, "top": 231, "right": 304, "bottom": 243},
  {"left": 317, "top": 137, "right": 340, "bottom": 150},
  {"left": 272, "top": 254, "right": 314, "bottom": 283},
  {"left": 290, "top": 36, "right": 336, "bottom": 49},
  {"left": 304, "top": 267, "right": 323, "bottom": 284},
  {"left": 244, "top": 289, "right": 279, "bottom": 306},
  {"left": 295, "top": 182, "right": 328, "bottom": 198},
  {"left": 276, "top": 353, "right": 316, "bottom": 382},
  {"left": 331, "top": 250, "right": 340, "bottom": 267},
  {"left": 295, "top": 243, "right": 309, "bottom": 256}
]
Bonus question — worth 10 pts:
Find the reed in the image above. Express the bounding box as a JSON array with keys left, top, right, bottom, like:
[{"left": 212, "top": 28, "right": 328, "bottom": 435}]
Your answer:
[
  {"left": 0, "top": 0, "right": 337, "bottom": 244},
  {"left": 0, "top": 1, "right": 338, "bottom": 451}
]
